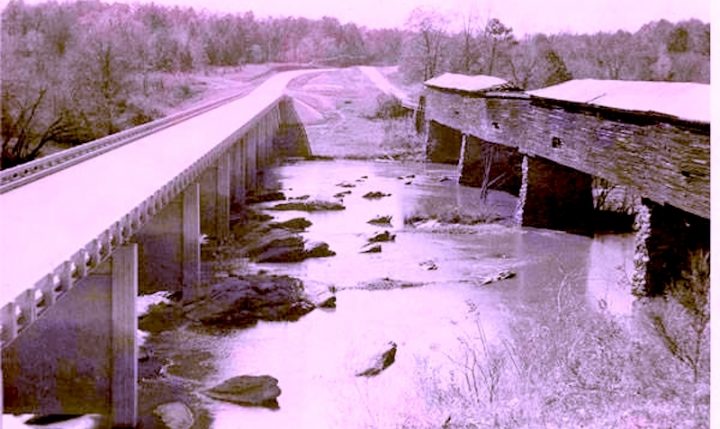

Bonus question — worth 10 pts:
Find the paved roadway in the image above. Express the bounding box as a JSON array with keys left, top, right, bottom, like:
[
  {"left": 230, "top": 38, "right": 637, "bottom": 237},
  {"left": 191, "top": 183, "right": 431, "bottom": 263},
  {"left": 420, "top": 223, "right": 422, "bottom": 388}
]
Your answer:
[
  {"left": 357, "top": 66, "right": 410, "bottom": 102},
  {"left": 0, "top": 69, "right": 326, "bottom": 306}
]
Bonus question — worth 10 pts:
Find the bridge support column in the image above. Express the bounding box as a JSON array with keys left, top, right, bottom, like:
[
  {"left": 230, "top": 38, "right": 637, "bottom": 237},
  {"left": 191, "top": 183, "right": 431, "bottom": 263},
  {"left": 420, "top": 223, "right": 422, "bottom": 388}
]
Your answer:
[
  {"left": 2, "top": 244, "right": 138, "bottom": 426},
  {"left": 216, "top": 155, "right": 230, "bottom": 239},
  {"left": 459, "top": 135, "right": 522, "bottom": 195},
  {"left": 182, "top": 184, "right": 201, "bottom": 300},
  {"left": 515, "top": 155, "right": 594, "bottom": 235},
  {"left": 632, "top": 200, "right": 710, "bottom": 296},
  {"left": 200, "top": 158, "right": 230, "bottom": 240},
  {"left": 136, "top": 184, "right": 200, "bottom": 296},
  {"left": 257, "top": 121, "right": 269, "bottom": 171},
  {"left": 245, "top": 129, "right": 258, "bottom": 192},
  {"left": 231, "top": 140, "right": 247, "bottom": 209},
  {"left": 425, "top": 120, "right": 463, "bottom": 164}
]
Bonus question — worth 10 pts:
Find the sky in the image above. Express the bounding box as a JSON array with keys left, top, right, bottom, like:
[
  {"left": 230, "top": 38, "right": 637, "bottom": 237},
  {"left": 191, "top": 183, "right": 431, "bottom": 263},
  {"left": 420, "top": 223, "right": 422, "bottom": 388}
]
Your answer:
[{"left": 77, "top": 0, "right": 711, "bottom": 36}]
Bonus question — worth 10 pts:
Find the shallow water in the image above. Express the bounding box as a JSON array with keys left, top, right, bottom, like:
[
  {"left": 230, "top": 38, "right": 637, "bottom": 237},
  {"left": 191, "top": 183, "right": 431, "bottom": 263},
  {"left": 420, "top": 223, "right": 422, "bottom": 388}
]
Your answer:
[{"left": 200, "top": 159, "right": 636, "bottom": 428}]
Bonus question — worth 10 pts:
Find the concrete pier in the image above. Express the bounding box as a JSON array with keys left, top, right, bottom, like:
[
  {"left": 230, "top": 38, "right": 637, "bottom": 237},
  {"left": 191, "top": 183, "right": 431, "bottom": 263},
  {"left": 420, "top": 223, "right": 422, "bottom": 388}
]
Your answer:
[{"left": 2, "top": 245, "right": 138, "bottom": 427}]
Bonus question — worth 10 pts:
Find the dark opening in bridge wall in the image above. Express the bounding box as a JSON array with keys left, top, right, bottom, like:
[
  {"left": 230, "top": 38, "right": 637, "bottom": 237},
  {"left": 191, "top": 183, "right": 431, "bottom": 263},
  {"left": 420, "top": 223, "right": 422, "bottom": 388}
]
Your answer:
[
  {"left": 459, "top": 135, "right": 522, "bottom": 196},
  {"left": 426, "top": 120, "right": 463, "bottom": 164},
  {"left": 518, "top": 155, "right": 594, "bottom": 236},
  {"left": 639, "top": 199, "right": 710, "bottom": 296}
]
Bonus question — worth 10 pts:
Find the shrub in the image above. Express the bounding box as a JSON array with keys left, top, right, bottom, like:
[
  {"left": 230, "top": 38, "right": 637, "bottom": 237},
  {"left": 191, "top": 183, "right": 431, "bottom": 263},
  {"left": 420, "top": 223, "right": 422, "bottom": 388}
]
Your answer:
[
  {"left": 372, "top": 93, "right": 406, "bottom": 119},
  {"left": 646, "top": 250, "right": 710, "bottom": 384},
  {"left": 415, "top": 268, "right": 710, "bottom": 428}
]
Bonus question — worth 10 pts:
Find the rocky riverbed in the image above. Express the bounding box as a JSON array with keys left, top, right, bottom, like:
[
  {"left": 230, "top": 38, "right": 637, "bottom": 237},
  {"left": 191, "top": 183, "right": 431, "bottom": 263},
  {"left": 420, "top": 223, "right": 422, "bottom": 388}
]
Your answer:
[{"left": 131, "top": 159, "right": 637, "bottom": 429}]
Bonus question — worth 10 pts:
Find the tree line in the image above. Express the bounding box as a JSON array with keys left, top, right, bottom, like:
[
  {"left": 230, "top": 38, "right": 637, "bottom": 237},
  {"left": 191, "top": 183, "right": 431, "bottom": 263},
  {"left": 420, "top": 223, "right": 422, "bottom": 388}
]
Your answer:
[
  {"left": 1, "top": 0, "right": 709, "bottom": 169},
  {"left": 401, "top": 8, "right": 709, "bottom": 88}
]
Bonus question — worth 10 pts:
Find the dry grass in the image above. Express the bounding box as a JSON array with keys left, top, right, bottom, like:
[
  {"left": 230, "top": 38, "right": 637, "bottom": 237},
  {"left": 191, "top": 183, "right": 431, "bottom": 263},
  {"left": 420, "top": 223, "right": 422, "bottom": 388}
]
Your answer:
[
  {"left": 404, "top": 204, "right": 504, "bottom": 227},
  {"left": 411, "top": 260, "right": 710, "bottom": 429}
]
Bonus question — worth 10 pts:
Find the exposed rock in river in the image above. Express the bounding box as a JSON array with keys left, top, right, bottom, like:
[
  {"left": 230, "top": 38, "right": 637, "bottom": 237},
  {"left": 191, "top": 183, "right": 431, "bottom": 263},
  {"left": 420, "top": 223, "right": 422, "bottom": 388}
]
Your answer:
[
  {"left": 311, "top": 290, "right": 337, "bottom": 309},
  {"left": 363, "top": 191, "right": 391, "bottom": 199},
  {"left": 367, "top": 230, "right": 396, "bottom": 243},
  {"left": 356, "top": 342, "right": 397, "bottom": 377},
  {"left": 268, "top": 200, "right": 345, "bottom": 211},
  {"left": 205, "top": 375, "right": 281, "bottom": 409},
  {"left": 358, "top": 278, "right": 423, "bottom": 290},
  {"left": 304, "top": 241, "right": 336, "bottom": 258},
  {"left": 361, "top": 244, "right": 382, "bottom": 254},
  {"left": 154, "top": 402, "right": 194, "bottom": 429},
  {"left": 367, "top": 215, "right": 392, "bottom": 226},
  {"left": 420, "top": 260, "right": 438, "bottom": 271},
  {"left": 246, "top": 229, "right": 304, "bottom": 258},
  {"left": 185, "top": 275, "right": 315, "bottom": 327},
  {"left": 478, "top": 270, "right": 516, "bottom": 285},
  {"left": 269, "top": 217, "right": 313, "bottom": 232},
  {"left": 243, "top": 229, "right": 334, "bottom": 263}
]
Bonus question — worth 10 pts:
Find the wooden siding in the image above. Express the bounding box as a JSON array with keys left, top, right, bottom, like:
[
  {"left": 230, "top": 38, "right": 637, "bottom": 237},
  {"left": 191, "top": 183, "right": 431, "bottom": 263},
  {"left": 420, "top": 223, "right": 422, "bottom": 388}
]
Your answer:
[{"left": 424, "top": 88, "right": 710, "bottom": 219}]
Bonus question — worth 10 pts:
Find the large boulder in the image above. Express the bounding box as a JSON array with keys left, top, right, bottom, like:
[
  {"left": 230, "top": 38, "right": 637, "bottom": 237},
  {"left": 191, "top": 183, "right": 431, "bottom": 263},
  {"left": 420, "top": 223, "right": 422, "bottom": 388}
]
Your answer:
[
  {"left": 205, "top": 375, "right": 281, "bottom": 409},
  {"left": 245, "top": 229, "right": 305, "bottom": 259},
  {"left": 356, "top": 342, "right": 397, "bottom": 377},
  {"left": 185, "top": 275, "right": 315, "bottom": 327},
  {"left": 255, "top": 246, "right": 307, "bottom": 263}
]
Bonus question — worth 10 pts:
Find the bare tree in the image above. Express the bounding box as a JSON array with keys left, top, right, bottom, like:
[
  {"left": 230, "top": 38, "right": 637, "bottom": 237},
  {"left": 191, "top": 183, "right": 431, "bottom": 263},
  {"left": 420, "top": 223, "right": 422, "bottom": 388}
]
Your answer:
[
  {"left": 1, "top": 87, "right": 72, "bottom": 169},
  {"left": 457, "top": 13, "right": 481, "bottom": 73},
  {"left": 483, "top": 18, "right": 514, "bottom": 76},
  {"left": 402, "top": 8, "right": 448, "bottom": 81}
]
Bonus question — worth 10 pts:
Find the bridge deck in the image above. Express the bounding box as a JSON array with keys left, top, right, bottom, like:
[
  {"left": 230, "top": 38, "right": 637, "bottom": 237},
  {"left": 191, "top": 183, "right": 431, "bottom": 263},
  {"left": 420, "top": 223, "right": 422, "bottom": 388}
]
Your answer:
[{"left": 0, "top": 70, "right": 317, "bottom": 306}]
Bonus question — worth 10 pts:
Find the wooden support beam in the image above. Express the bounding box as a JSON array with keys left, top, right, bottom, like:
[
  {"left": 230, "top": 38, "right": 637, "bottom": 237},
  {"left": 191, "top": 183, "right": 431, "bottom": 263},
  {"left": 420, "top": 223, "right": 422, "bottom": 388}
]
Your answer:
[{"left": 245, "top": 129, "right": 258, "bottom": 192}]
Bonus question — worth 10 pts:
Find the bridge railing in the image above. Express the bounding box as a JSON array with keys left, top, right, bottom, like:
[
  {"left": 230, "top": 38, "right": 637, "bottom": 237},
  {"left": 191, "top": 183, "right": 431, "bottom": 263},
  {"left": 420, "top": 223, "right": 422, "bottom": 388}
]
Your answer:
[{"left": 0, "top": 87, "right": 258, "bottom": 195}]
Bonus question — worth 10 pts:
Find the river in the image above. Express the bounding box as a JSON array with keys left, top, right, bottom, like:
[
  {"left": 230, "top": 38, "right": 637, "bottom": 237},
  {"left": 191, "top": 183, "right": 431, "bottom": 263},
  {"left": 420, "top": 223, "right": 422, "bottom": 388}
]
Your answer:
[{"left": 180, "top": 159, "right": 635, "bottom": 428}]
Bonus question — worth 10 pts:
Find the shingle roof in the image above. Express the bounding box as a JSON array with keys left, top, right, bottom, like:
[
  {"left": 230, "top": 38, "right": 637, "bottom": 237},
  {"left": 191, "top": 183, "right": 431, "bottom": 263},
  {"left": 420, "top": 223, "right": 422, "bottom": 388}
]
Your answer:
[{"left": 527, "top": 79, "right": 710, "bottom": 124}]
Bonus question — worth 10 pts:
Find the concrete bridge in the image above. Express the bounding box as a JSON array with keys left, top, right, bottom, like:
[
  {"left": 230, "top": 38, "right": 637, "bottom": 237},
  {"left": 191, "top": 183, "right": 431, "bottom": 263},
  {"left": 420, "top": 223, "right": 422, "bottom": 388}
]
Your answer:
[
  {"left": 421, "top": 72, "right": 710, "bottom": 296},
  {"left": 0, "top": 69, "right": 316, "bottom": 426}
]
